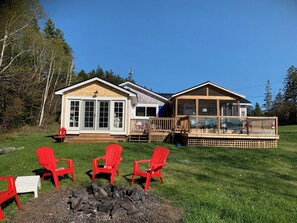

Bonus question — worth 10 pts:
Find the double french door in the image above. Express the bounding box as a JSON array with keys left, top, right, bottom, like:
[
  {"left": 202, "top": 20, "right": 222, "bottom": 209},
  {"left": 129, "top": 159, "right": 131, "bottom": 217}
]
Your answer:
[{"left": 68, "top": 99, "right": 125, "bottom": 132}]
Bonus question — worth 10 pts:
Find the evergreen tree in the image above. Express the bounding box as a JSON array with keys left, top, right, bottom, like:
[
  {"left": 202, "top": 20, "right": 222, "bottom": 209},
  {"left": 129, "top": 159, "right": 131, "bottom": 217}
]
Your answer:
[
  {"left": 272, "top": 90, "right": 283, "bottom": 113},
  {"left": 263, "top": 80, "right": 273, "bottom": 115},
  {"left": 271, "top": 89, "right": 286, "bottom": 124},
  {"left": 95, "top": 66, "right": 104, "bottom": 78},
  {"left": 253, "top": 102, "right": 263, "bottom": 116},
  {"left": 88, "top": 69, "right": 96, "bottom": 78},
  {"left": 283, "top": 66, "right": 297, "bottom": 124},
  {"left": 44, "top": 19, "right": 72, "bottom": 56},
  {"left": 283, "top": 66, "right": 297, "bottom": 104},
  {"left": 77, "top": 69, "right": 88, "bottom": 81},
  {"left": 44, "top": 19, "right": 56, "bottom": 38}
]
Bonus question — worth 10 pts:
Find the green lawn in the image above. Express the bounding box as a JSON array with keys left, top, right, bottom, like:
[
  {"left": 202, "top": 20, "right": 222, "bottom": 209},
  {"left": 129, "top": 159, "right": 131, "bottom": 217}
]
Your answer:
[{"left": 0, "top": 126, "right": 297, "bottom": 222}]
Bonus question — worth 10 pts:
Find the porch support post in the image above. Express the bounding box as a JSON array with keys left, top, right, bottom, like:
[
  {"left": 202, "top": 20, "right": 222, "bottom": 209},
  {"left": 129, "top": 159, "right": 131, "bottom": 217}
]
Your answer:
[
  {"left": 196, "top": 99, "right": 198, "bottom": 116},
  {"left": 175, "top": 99, "right": 178, "bottom": 130},
  {"left": 175, "top": 99, "right": 178, "bottom": 117},
  {"left": 217, "top": 99, "right": 220, "bottom": 134}
]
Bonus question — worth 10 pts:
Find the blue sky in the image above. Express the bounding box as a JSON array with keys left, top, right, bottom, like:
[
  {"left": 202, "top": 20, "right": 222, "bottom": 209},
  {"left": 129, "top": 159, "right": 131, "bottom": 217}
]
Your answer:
[{"left": 40, "top": 0, "right": 297, "bottom": 106}]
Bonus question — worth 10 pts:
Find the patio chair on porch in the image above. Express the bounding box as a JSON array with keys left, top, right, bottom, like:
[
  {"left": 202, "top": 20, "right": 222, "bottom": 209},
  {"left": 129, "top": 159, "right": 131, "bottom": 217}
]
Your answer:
[
  {"left": 36, "top": 147, "right": 75, "bottom": 188},
  {"left": 53, "top": 127, "right": 66, "bottom": 142},
  {"left": 92, "top": 144, "right": 123, "bottom": 184},
  {"left": 0, "top": 176, "right": 21, "bottom": 220},
  {"left": 131, "top": 147, "right": 169, "bottom": 191}
]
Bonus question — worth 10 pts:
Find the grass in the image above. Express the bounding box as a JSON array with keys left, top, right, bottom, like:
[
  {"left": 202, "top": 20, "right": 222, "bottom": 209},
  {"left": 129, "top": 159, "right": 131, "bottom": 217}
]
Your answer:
[{"left": 0, "top": 125, "right": 297, "bottom": 222}]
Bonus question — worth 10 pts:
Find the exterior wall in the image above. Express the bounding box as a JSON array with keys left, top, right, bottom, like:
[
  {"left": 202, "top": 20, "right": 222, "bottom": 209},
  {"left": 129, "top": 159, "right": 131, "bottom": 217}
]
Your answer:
[
  {"left": 133, "top": 88, "right": 165, "bottom": 105},
  {"left": 66, "top": 82, "right": 127, "bottom": 98},
  {"left": 61, "top": 81, "right": 130, "bottom": 135},
  {"left": 122, "top": 85, "right": 167, "bottom": 118}
]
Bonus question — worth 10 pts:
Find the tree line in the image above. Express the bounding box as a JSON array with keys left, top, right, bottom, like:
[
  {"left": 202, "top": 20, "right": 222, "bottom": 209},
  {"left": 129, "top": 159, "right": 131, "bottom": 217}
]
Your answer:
[
  {"left": 252, "top": 65, "right": 297, "bottom": 125},
  {"left": 0, "top": 0, "right": 133, "bottom": 130}
]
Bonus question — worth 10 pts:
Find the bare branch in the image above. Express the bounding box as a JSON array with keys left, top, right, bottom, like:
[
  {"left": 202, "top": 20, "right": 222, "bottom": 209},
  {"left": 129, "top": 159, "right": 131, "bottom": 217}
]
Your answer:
[
  {"left": 0, "top": 23, "right": 29, "bottom": 42},
  {"left": 0, "top": 49, "right": 29, "bottom": 75}
]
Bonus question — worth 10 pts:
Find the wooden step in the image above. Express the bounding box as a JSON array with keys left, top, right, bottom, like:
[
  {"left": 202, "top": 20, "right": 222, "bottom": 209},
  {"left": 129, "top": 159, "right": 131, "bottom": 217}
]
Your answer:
[
  {"left": 67, "top": 133, "right": 127, "bottom": 143},
  {"left": 129, "top": 134, "right": 149, "bottom": 143}
]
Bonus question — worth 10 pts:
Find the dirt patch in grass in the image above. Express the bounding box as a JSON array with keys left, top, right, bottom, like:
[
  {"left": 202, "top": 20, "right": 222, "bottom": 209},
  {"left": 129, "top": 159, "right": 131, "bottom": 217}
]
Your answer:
[{"left": 13, "top": 186, "right": 181, "bottom": 223}]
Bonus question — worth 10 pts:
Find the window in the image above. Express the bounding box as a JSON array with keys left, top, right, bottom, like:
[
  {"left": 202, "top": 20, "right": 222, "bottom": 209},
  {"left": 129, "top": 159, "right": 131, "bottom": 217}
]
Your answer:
[
  {"left": 136, "top": 106, "right": 157, "bottom": 117},
  {"left": 147, "top": 107, "right": 157, "bottom": 116},
  {"left": 98, "top": 101, "right": 109, "bottom": 129},
  {"left": 114, "top": 102, "right": 124, "bottom": 128},
  {"left": 84, "top": 101, "right": 95, "bottom": 128},
  {"left": 136, "top": 107, "right": 145, "bottom": 116},
  {"left": 69, "top": 101, "right": 80, "bottom": 127}
]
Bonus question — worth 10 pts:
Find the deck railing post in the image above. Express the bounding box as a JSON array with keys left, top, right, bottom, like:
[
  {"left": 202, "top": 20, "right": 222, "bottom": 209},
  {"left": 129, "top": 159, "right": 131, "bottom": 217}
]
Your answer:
[
  {"left": 246, "top": 118, "right": 250, "bottom": 135},
  {"left": 188, "top": 116, "right": 191, "bottom": 133},
  {"left": 217, "top": 116, "right": 221, "bottom": 134}
]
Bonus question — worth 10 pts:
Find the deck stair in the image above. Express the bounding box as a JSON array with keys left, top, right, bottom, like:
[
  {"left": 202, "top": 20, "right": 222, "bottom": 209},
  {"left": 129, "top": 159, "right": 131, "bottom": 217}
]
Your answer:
[
  {"left": 67, "top": 133, "right": 127, "bottom": 143},
  {"left": 129, "top": 133, "right": 149, "bottom": 143}
]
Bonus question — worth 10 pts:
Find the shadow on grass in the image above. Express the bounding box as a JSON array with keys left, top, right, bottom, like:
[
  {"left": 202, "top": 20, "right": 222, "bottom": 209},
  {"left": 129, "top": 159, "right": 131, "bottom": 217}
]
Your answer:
[
  {"left": 122, "top": 173, "right": 160, "bottom": 190},
  {"left": 85, "top": 169, "right": 115, "bottom": 183},
  {"left": 32, "top": 168, "right": 71, "bottom": 187},
  {"left": 45, "top": 134, "right": 66, "bottom": 143}
]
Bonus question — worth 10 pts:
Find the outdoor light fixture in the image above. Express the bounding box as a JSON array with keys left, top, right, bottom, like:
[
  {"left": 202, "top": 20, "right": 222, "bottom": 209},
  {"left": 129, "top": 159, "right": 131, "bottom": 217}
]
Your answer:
[{"left": 93, "top": 90, "right": 98, "bottom": 97}]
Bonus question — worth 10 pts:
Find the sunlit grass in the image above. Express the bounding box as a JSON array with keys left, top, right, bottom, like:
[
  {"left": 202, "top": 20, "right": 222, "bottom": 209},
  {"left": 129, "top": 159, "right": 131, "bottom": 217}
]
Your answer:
[{"left": 0, "top": 125, "right": 297, "bottom": 222}]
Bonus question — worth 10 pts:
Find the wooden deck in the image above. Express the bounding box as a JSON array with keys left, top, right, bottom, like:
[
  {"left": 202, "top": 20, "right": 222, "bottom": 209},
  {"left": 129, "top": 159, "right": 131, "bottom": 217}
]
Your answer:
[
  {"left": 65, "top": 116, "right": 279, "bottom": 148},
  {"left": 131, "top": 116, "right": 279, "bottom": 148}
]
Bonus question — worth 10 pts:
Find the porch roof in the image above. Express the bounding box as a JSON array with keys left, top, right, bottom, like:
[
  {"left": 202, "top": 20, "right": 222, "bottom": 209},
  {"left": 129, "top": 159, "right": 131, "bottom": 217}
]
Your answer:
[{"left": 169, "top": 81, "right": 246, "bottom": 100}]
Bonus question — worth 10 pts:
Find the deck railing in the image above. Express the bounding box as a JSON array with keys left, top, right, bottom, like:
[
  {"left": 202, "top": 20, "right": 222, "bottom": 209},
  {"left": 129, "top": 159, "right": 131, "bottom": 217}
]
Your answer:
[
  {"left": 185, "top": 115, "right": 278, "bottom": 135},
  {"left": 130, "top": 119, "right": 150, "bottom": 132},
  {"left": 130, "top": 118, "right": 176, "bottom": 133},
  {"left": 130, "top": 116, "right": 278, "bottom": 136},
  {"left": 149, "top": 117, "right": 176, "bottom": 131}
]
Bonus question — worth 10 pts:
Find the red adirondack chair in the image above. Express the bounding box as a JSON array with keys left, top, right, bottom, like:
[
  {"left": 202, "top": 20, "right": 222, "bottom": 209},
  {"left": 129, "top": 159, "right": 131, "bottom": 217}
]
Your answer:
[
  {"left": 131, "top": 147, "right": 169, "bottom": 191},
  {"left": 36, "top": 147, "right": 74, "bottom": 188},
  {"left": 53, "top": 127, "right": 66, "bottom": 142},
  {"left": 0, "top": 176, "right": 21, "bottom": 220},
  {"left": 92, "top": 144, "right": 123, "bottom": 184}
]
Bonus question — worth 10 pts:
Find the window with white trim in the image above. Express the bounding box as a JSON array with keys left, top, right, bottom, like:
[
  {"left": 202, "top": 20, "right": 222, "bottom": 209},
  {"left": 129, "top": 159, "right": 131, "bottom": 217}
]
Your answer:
[{"left": 69, "top": 101, "right": 80, "bottom": 127}]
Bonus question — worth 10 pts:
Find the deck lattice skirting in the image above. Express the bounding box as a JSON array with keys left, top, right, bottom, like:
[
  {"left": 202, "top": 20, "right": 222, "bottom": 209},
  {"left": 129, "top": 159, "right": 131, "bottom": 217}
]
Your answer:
[{"left": 184, "top": 137, "right": 278, "bottom": 148}]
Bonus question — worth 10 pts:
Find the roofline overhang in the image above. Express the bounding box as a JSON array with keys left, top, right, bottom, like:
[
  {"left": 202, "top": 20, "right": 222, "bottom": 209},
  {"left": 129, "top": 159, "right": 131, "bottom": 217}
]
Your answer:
[
  {"left": 169, "top": 81, "right": 246, "bottom": 100},
  {"left": 120, "top": 81, "right": 169, "bottom": 102},
  {"left": 55, "top": 77, "right": 137, "bottom": 98}
]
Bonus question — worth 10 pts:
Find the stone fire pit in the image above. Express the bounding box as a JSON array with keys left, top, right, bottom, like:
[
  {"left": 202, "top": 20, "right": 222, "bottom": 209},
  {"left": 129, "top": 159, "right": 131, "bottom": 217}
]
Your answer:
[
  {"left": 13, "top": 183, "right": 181, "bottom": 223},
  {"left": 69, "top": 183, "right": 150, "bottom": 220}
]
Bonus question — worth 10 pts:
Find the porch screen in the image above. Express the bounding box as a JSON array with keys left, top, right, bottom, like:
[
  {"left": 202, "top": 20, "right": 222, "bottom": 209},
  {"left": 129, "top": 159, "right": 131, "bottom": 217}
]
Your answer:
[
  {"left": 177, "top": 99, "right": 196, "bottom": 115},
  {"left": 199, "top": 100, "right": 217, "bottom": 115},
  {"left": 220, "top": 100, "right": 239, "bottom": 116}
]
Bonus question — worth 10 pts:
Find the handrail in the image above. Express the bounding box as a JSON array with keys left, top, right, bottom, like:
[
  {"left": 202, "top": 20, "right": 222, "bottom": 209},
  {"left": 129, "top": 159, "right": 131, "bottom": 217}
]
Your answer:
[{"left": 130, "top": 116, "right": 278, "bottom": 136}]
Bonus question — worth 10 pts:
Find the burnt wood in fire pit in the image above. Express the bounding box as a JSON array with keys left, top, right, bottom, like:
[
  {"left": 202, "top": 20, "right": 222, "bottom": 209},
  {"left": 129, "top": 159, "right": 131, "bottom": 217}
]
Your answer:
[{"left": 68, "top": 183, "right": 147, "bottom": 220}]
